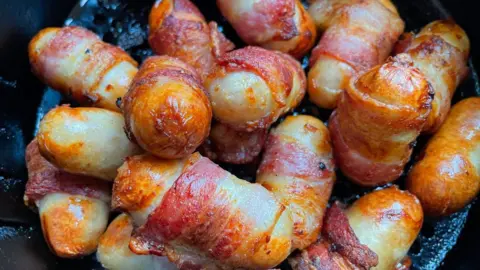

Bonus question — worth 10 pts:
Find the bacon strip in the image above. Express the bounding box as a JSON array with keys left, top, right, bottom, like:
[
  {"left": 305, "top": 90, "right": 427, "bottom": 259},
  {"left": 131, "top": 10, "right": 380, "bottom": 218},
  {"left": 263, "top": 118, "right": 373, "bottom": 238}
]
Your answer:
[
  {"left": 329, "top": 54, "right": 433, "bottom": 186},
  {"left": 24, "top": 139, "right": 110, "bottom": 205},
  {"left": 149, "top": 0, "right": 234, "bottom": 79},
  {"left": 29, "top": 26, "right": 138, "bottom": 112},
  {"left": 307, "top": 0, "right": 404, "bottom": 109},
  {"left": 394, "top": 20, "right": 470, "bottom": 133},
  {"left": 216, "top": 0, "right": 316, "bottom": 58},
  {"left": 257, "top": 115, "right": 335, "bottom": 250},
  {"left": 128, "top": 153, "right": 293, "bottom": 269}
]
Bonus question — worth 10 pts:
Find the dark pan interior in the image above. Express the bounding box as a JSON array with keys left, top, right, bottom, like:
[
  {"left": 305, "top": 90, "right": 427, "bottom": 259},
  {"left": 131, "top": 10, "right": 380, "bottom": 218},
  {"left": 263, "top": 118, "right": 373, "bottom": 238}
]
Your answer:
[{"left": 0, "top": 0, "right": 479, "bottom": 269}]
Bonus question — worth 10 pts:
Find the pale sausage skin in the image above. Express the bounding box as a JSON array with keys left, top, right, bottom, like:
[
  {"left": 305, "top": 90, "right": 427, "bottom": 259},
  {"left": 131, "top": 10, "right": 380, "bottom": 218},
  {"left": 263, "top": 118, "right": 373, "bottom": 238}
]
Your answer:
[
  {"left": 97, "top": 214, "right": 177, "bottom": 270},
  {"left": 37, "top": 106, "right": 142, "bottom": 181},
  {"left": 307, "top": 0, "right": 404, "bottom": 109},
  {"left": 28, "top": 26, "right": 138, "bottom": 112},
  {"left": 290, "top": 186, "right": 424, "bottom": 270},
  {"left": 329, "top": 55, "right": 433, "bottom": 186},
  {"left": 204, "top": 46, "right": 306, "bottom": 163},
  {"left": 148, "top": 0, "right": 234, "bottom": 80},
  {"left": 24, "top": 140, "right": 110, "bottom": 258},
  {"left": 258, "top": 115, "right": 335, "bottom": 250},
  {"left": 113, "top": 153, "right": 293, "bottom": 270},
  {"left": 394, "top": 20, "right": 470, "bottom": 133},
  {"left": 122, "top": 56, "right": 212, "bottom": 159},
  {"left": 216, "top": 0, "right": 317, "bottom": 58},
  {"left": 407, "top": 97, "right": 480, "bottom": 216}
]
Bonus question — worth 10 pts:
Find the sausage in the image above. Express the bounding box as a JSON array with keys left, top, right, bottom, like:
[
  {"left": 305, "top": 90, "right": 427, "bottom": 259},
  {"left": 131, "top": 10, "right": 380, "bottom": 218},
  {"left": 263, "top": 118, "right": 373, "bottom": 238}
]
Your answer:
[
  {"left": 148, "top": 0, "right": 234, "bottom": 79},
  {"left": 290, "top": 186, "right": 423, "bottom": 270},
  {"left": 205, "top": 46, "right": 306, "bottom": 131},
  {"left": 407, "top": 97, "right": 480, "bottom": 216},
  {"left": 37, "top": 106, "right": 142, "bottom": 181},
  {"left": 204, "top": 46, "right": 306, "bottom": 163},
  {"left": 122, "top": 56, "right": 212, "bottom": 159},
  {"left": 24, "top": 140, "right": 110, "bottom": 258},
  {"left": 329, "top": 54, "right": 433, "bottom": 186},
  {"left": 113, "top": 153, "right": 293, "bottom": 269},
  {"left": 216, "top": 0, "right": 316, "bottom": 58},
  {"left": 394, "top": 20, "right": 470, "bottom": 133},
  {"left": 28, "top": 26, "right": 138, "bottom": 112},
  {"left": 97, "top": 214, "right": 177, "bottom": 270},
  {"left": 307, "top": 0, "right": 404, "bottom": 109},
  {"left": 257, "top": 115, "right": 335, "bottom": 250}
]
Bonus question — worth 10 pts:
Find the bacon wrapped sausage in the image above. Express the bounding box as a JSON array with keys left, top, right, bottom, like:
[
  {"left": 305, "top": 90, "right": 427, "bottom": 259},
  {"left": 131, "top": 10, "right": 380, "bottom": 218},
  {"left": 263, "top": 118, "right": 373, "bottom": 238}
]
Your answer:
[
  {"left": 394, "top": 20, "right": 470, "bottom": 133},
  {"left": 97, "top": 214, "right": 177, "bottom": 270},
  {"left": 148, "top": 0, "right": 234, "bottom": 79},
  {"left": 290, "top": 186, "right": 423, "bottom": 270},
  {"left": 407, "top": 97, "right": 480, "bottom": 216},
  {"left": 37, "top": 106, "right": 142, "bottom": 181},
  {"left": 204, "top": 46, "right": 306, "bottom": 163},
  {"left": 329, "top": 54, "right": 433, "bottom": 186},
  {"left": 307, "top": 0, "right": 404, "bottom": 109},
  {"left": 216, "top": 0, "right": 316, "bottom": 58},
  {"left": 257, "top": 115, "right": 335, "bottom": 250},
  {"left": 113, "top": 153, "right": 293, "bottom": 269},
  {"left": 122, "top": 56, "right": 212, "bottom": 159},
  {"left": 24, "top": 139, "right": 110, "bottom": 258},
  {"left": 206, "top": 46, "right": 306, "bottom": 131},
  {"left": 29, "top": 26, "right": 138, "bottom": 112}
]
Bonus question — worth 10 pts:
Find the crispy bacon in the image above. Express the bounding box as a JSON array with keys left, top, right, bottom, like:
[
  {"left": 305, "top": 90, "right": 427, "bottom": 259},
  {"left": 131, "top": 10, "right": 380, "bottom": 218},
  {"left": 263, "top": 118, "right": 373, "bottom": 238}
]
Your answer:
[
  {"left": 257, "top": 115, "right": 335, "bottom": 250},
  {"left": 216, "top": 0, "right": 316, "bottom": 58},
  {"left": 149, "top": 0, "right": 234, "bottom": 79},
  {"left": 125, "top": 153, "right": 293, "bottom": 269},
  {"left": 24, "top": 139, "right": 110, "bottom": 205},
  {"left": 329, "top": 55, "right": 433, "bottom": 186},
  {"left": 393, "top": 20, "right": 470, "bottom": 133},
  {"left": 29, "top": 26, "right": 138, "bottom": 112},
  {"left": 307, "top": 0, "right": 404, "bottom": 109}
]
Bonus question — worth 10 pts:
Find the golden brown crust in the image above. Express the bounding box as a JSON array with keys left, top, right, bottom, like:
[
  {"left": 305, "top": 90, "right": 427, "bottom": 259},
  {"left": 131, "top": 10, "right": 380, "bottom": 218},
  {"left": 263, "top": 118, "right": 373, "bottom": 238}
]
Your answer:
[
  {"left": 407, "top": 97, "right": 480, "bottom": 216},
  {"left": 330, "top": 54, "right": 433, "bottom": 186},
  {"left": 148, "top": 0, "right": 234, "bottom": 79},
  {"left": 28, "top": 26, "right": 138, "bottom": 112},
  {"left": 394, "top": 20, "right": 470, "bottom": 133},
  {"left": 217, "top": 0, "right": 317, "bottom": 58},
  {"left": 39, "top": 193, "right": 109, "bottom": 258},
  {"left": 122, "top": 56, "right": 212, "bottom": 159}
]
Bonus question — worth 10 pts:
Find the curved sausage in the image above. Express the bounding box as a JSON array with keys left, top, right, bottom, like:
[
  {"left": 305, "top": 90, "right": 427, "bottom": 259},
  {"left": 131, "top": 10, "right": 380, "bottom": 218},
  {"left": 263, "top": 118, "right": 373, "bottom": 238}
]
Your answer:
[
  {"left": 122, "top": 56, "right": 212, "bottom": 159},
  {"left": 37, "top": 106, "right": 142, "bottom": 181},
  {"left": 205, "top": 46, "right": 306, "bottom": 131},
  {"left": 290, "top": 186, "right": 423, "bottom": 270},
  {"left": 113, "top": 153, "right": 293, "bottom": 269},
  {"left": 329, "top": 54, "right": 433, "bottom": 186},
  {"left": 148, "top": 0, "right": 234, "bottom": 79},
  {"left": 216, "top": 0, "right": 316, "bottom": 58},
  {"left": 394, "top": 20, "right": 470, "bottom": 133},
  {"left": 257, "top": 115, "right": 335, "bottom": 250},
  {"left": 29, "top": 26, "right": 138, "bottom": 112},
  {"left": 307, "top": 0, "right": 404, "bottom": 109},
  {"left": 407, "top": 97, "right": 480, "bottom": 216},
  {"left": 97, "top": 214, "right": 177, "bottom": 270},
  {"left": 24, "top": 139, "right": 110, "bottom": 258}
]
